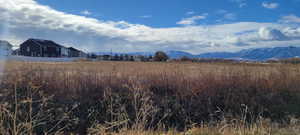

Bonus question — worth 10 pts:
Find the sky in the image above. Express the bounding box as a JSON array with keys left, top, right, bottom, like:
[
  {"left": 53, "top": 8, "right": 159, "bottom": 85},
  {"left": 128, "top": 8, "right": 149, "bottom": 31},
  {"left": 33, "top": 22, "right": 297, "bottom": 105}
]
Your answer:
[{"left": 0, "top": 0, "right": 300, "bottom": 54}]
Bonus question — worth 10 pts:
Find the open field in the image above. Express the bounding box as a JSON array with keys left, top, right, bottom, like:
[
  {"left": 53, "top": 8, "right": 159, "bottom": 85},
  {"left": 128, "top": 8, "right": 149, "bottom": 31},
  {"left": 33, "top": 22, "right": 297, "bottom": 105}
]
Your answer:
[{"left": 0, "top": 61, "right": 300, "bottom": 134}]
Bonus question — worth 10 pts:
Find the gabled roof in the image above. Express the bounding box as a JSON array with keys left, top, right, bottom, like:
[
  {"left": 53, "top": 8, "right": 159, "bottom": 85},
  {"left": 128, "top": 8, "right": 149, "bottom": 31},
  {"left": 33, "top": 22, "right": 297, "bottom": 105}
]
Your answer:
[
  {"left": 25, "top": 38, "right": 63, "bottom": 48},
  {"left": 21, "top": 38, "right": 86, "bottom": 54},
  {"left": 68, "top": 47, "right": 81, "bottom": 52}
]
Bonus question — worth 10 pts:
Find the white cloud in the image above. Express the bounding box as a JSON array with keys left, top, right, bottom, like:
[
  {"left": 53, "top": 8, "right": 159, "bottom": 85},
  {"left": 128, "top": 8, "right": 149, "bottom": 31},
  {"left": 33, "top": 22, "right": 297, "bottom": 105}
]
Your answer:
[
  {"left": 282, "top": 27, "right": 300, "bottom": 39},
  {"left": 0, "top": 0, "right": 300, "bottom": 54},
  {"left": 186, "top": 11, "right": 195, "bottom": 15},
  {"left": 139, "top": 15, "right": 152, "bottom": 18},
  {"left": 80, "top": 10, "right": 91, "bottom": 16},
  {"left": 262, "top": 2, "right": 279, "bottom": 9},
  {"left": 280, "top": 14, "right": 300, "bottom": 23},
  {"left": 216, "top": 9, "right": 228, "bottom": 14},
  {"left": 230, "top": 0, "right": 247, "bottom": 8},
  {"left": 215, "top": 10, "right": 237, "bottom": 22},
  {"left": 258, "top": 27, "right": 287, "bottom": 40},
  {"left": 224, "top": 13, "right": 237, "bottom": 20},
  {"left": 176, "top": 15, "right": 207, "bottom": 26}
]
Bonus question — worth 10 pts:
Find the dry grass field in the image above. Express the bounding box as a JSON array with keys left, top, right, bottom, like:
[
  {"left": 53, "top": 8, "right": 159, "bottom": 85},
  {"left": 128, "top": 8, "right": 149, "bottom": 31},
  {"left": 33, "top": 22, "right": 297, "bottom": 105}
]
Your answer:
[{"left": 0, "top": 61, "right": 300, "bottom": 134}]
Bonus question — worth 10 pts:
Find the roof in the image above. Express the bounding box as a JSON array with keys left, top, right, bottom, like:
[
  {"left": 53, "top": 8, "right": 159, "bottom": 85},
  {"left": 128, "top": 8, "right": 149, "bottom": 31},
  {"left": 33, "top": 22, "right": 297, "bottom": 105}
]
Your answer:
[
  {"left": 21, "top": 38, "right": 85, "bottom": 53},
  {"left": 25, "top": 38, "right": 63, "bottom": 48},
  {"left": 68, "top": 47, "right": 81, "bottom": 52}
]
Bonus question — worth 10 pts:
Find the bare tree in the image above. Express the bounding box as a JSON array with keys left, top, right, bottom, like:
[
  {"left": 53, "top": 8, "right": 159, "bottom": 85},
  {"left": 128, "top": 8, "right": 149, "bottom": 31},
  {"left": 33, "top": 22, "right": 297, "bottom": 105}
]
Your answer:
[{"left": 153, "top": 51, "right": 169, "bottom": 62}]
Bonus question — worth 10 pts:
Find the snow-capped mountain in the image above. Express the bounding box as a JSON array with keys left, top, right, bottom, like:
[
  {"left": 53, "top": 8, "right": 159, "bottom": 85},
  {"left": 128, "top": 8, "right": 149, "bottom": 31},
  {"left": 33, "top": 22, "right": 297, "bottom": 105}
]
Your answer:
[
  {"left": 165, "top": 51, "right": 195, "bottom": 59},
  {"left": 197, "top": 46, "right": 300, "bottom": 61},
  {"left": 238, "top": 46, "right": 300, "bottom": 60}
]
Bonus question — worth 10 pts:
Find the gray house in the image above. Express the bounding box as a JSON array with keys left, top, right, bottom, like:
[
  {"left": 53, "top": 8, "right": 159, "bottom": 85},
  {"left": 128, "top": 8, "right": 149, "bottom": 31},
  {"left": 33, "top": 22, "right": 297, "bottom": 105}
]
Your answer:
[
  {"left": 0, "top": 40, "right": 13, "bottom": 56},
  {"left": 20, "top": 39, "right": 65, "bottom": 57},
  {"left": 19, "top": 39, "right": 86, "bottom": 57}
]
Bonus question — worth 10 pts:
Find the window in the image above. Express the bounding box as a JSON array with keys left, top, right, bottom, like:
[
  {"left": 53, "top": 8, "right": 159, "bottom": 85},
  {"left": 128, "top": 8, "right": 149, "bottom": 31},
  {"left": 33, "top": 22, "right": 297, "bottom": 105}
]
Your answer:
[{"left": 27, "top": 46, "right": 30, "bottom": 52}]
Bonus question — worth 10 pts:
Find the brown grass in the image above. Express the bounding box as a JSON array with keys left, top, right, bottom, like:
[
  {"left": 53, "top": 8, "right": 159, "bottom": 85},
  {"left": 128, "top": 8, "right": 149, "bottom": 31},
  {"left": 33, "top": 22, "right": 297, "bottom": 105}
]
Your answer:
[{"left": 0, "top": 61, "right": 300, "bottom": 134}]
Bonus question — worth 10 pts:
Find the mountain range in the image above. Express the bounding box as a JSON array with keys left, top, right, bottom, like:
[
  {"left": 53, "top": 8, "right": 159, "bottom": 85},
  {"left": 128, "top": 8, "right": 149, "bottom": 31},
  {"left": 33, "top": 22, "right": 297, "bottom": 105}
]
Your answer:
[
  {"left": 196, "top": 46, "right": 300, "bottom": 61},
  {"left": 95, "top": 46, "right": 300, "bottom": 61}
]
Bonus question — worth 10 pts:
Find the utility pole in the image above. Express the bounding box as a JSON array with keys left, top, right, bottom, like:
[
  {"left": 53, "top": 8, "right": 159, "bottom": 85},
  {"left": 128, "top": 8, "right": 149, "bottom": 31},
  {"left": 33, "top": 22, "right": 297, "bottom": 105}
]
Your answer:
[{"left": 110, "top": 49, "right": 113, "bottom": 60}]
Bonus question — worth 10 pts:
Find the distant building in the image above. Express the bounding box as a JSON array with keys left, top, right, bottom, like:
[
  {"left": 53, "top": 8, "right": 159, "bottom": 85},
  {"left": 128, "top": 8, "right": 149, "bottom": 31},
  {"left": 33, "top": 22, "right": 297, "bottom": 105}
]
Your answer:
[
  {"left": 97, "top": 55, "right": 111, "bottom": 61},
  {"left": 19, "top": 39, "right": 86, "bottom": 57},
  {"left": 96, "top": 54, "right": 152, "bottom": 62},
  {"left": 133, "top": 55, "right": 145, "bottom": 62},
  {"left": 12, "top": 48, "right": 20, "bottom": 55},
  {"left": 0, "top": 40, "right": 13, "bottom": 56}
]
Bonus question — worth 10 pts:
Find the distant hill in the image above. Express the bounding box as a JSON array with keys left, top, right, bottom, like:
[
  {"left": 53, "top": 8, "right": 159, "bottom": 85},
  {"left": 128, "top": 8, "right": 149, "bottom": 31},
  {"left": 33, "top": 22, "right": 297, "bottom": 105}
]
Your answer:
[
  {"left": 197, "top": 46, "right": 300, "bottom": 61},
  {"left": 93, "top": 46, "right": 300, "bottom": 61},
  {"left": 165, "top": 51, "right": 195, "bottom": 59}
]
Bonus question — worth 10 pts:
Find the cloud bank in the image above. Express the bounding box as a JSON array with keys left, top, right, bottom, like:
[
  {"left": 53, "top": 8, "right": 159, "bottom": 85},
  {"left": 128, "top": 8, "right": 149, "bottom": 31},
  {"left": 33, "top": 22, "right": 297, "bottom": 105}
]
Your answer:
[
  {"left": 280, "top": 15, "right": 300, "bottom": 24},
  {"left": 0, "top": 0, "right": 300, "bottom": 54}
]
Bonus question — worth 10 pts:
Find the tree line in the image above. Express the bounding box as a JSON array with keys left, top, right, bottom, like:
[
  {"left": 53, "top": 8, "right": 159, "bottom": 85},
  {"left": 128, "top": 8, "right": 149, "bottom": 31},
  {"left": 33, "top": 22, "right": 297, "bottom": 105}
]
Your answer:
[{"left": 87, "top": 51, "right": 169, "bottom": 62}]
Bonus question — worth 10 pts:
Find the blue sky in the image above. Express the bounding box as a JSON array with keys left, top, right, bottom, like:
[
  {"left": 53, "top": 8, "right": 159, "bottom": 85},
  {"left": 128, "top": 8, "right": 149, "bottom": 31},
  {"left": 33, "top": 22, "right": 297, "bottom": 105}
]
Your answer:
[
  {"left": 0, "top": 0, "right": 300, "bottom": 53},
  {"left": 36, "top": 0, "right": 300, "bottom": 27}
]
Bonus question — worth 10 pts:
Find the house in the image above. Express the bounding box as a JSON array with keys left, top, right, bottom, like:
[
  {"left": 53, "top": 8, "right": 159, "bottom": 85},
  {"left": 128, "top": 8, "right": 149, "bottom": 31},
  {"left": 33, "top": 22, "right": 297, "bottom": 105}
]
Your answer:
[
  {"left": 12, "top": 48, "right": 20, "bottom": 55},
  {"left": 20, "top": 39, "right": 66, "bottom": 57},
  {"left": 68, "top": 47, "right": 87, "bottom": 57},
  {"left": 97, "top": 55, "right": 112, "bottom": 61},
  {"left": 0, "top": 40, "right": 13, "bottom": 56},
  {"left": 19, "top": 38, "right": 87, "bottom": 58},
  {"left": 61, "top": 46, "right": 69, "bottom": 57},
  {"left": 134, "top": 55, "right": 148, "bottom": 62}
]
